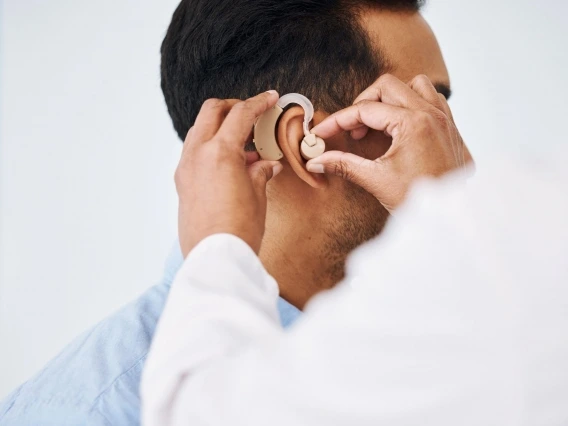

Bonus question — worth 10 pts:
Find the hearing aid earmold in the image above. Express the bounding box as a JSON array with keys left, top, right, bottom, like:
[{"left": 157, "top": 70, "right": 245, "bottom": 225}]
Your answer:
[{"left": 253, "top": 93, "right": 326, "bottom": 161}]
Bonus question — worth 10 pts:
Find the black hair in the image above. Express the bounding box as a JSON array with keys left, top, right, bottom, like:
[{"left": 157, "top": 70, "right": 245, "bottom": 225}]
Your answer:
[{"left": 161, "top": 0, "right": 424, "bottom": 141}]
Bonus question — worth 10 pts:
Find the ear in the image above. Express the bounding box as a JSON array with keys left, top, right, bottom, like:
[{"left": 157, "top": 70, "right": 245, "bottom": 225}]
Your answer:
[{"left": 277, "top": 106, "right": 327, "bottom": 189}]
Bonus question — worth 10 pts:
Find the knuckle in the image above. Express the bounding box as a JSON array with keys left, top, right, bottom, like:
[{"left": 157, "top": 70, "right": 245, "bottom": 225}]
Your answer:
[
  {"left": 354, "top": 99, "right": 374, "bottom": 119},
  {"left": 412, "top": 74, "right": 431, "bottom": 86},
  {"left": 202, "top": 98, "right": 223, "bottom": 110},
  {"left": 431, "top": 108, "right": 449, "bottom": 125},
  {"left": 174, "top": 166, "right": 185, "bottom": 189},
  {"left": 378, "top": 73, "right": 395, "bottom": 84},
  {"left": 355, "top": 99, "right": 373, "bottom": 108},
  {"left": 369, "top": 74, "right": 383, "bottom": 87},
  {"left": 233, "top": 101, "right": 250, "bottom": 113},
  {"left": 413, "top": 110, "right": 430, "bottom": 124},
  {"left": 231, "top": 101, "right": 256, "bottom": 120},
  {"left": 183, "top": 127, "right": 193, "bottom": 143},
  {"left": 377, "top": 73, "right": 398, "bottom": 89},
  {"left": 206, "top": 140, "right": 233, "bottom": 161},
  {"left": 181, "top": 139, "right": 191, "bottom": 154},
  {"left": 254, "top": 166, "right": 271, "bottom": 184},
  {"left": 333, "top": 159, "right": 351, "bottom": 180},
  {"left": 411, "top": 110, "right": 435, "bottom": 133}
]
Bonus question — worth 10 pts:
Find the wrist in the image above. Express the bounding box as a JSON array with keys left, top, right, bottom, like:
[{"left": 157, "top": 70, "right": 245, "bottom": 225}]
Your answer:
[{"left": 182, "top": 226, "right": 262, "bottom": 258}]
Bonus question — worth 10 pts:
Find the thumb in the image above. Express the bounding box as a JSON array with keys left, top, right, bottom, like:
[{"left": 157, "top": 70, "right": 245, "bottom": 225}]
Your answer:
[
  {"left": 248, "top": 160, "right": 283, "bottom": 197},
  {"left": 306, "top": 151, "right": 385, "bottom": 197}
]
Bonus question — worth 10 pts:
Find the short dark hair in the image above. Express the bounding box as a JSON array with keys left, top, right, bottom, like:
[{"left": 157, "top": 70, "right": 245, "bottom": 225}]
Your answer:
[{"left": 161, "top": 0, "right": 423, "bottom": 141}]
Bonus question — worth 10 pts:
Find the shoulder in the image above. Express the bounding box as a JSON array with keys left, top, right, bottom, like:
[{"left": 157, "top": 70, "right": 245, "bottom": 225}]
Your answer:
[{"left": 0, "top": 283, "right": 170, "bottom": 426}]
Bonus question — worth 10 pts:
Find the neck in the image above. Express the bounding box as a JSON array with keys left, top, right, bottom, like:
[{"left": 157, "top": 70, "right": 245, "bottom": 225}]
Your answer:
[{"left": 260, "top": 207, "right": 342, "bottom": 310}]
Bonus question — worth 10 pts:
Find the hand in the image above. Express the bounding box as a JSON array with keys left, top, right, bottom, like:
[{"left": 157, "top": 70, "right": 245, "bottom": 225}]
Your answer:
[
  {"left": 307, "top": 74, "right": 473, "bottom": 213},
  {"left": 175, "top": 91, "right": 283, "bottom": 257}
]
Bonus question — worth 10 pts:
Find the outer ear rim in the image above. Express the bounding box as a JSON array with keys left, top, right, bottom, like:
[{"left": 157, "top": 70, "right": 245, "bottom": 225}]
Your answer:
[{"left": 277, "top": 106, "right": 327, "bottom": 189}]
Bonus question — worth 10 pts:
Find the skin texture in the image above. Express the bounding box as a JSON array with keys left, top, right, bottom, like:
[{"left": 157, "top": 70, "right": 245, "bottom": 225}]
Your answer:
[{"left": 258, "top": 10, "right": 452, "bottom": 309}]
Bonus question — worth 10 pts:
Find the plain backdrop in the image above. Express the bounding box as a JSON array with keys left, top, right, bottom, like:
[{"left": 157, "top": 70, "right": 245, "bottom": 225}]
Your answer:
[{"left": 0, "top": 0, "right": 567, "bottom": 398}]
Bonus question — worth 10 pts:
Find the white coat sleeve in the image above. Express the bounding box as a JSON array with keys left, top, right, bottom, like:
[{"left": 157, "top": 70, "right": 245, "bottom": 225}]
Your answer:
[
  {"left": 141, "top": 167, "right": 568, "bottom": 426},
  {"left": 141, "top": 233, "right": 283, "bottom": 426}
]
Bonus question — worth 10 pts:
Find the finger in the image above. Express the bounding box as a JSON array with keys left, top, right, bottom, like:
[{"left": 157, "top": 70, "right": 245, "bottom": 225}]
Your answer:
[
  {"left": 216, "top": 91, "right": 279, "bottom": 148},
  {"left": 437, "top": 93, "right": 454, "bottom": 122},
  {"left": 247, "top": 160, "right": 283, "bottom": 200},
  {"left": 192, "top": 98, "right": 240, "bottom": 143},
  {"left": 311, "top": 101, "right": 410, "bottom": 140},
  {"left": 347, "top": 75, "right": 430, "bottom": 141},
  {"left": 245, "top": 151, "right": 260, "bottom": 165},
  {"left": 305, "top": 151, "right": 385, "bottom": 199},
  {"left": 463, "top": 143, "right": 474, "bottom": 167},
  {"left": 178, "top": 126, "right": 195, "bottom": 169},
  {"left": 408, "top": 75, "right": 445, "bottom": 111},
  {"left": 350, "top": 126, "right": 369, "bottom": 140},
  {"left": 436, "top": 93, "right": 470, "bottom": 174},
  {"left": 352, "top": 73, "right": 431, "bottom": 110},
  {"left": 181, "top": 126, "right": 194, "bottom": 155}
]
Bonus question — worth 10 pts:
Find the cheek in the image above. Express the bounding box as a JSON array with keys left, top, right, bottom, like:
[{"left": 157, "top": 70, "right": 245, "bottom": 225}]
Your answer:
[
  {"left": 349, "top": 130, "right": 392, "bottom": 160},
  {"left": 321, "top": 179, "right": 389, "bottom": 255}
]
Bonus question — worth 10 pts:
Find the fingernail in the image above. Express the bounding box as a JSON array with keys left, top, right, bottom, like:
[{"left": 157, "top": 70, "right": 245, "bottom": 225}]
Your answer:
[
  {"left": 307, "top": 163, "right": 325, "bottom": 174},
  {"left": 272, "top": 163, "right": 283, "bottom": 177},
  {"left": 266, "top": 90, "right": 278, "bottom": 97}
]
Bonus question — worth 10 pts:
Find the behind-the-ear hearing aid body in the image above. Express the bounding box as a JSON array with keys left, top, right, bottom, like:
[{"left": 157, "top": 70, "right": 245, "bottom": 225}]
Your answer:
[{"left": 253, "top": 93, "right": 326, "bottom": 161}]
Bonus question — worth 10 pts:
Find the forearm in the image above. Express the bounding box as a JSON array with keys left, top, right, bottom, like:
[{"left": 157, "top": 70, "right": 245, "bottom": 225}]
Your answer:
[{"left": 141, "top": 191, "right": 518, "bottom": 426}]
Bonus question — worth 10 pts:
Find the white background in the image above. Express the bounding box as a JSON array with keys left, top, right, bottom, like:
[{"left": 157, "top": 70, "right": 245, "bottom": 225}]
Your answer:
[{"left": 0, "top": 0, "right": 567, "bottom": 398}]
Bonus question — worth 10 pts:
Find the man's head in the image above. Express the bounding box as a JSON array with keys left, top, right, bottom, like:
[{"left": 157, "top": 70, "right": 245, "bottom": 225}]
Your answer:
[{"left": 161, "top": 0, "right": 450, "bottom": 308}]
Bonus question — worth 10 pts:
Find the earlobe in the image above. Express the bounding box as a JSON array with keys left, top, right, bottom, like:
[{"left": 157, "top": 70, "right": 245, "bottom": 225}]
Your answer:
[{"left": 277, "top": 106, "right": 327, "bottom": 189}]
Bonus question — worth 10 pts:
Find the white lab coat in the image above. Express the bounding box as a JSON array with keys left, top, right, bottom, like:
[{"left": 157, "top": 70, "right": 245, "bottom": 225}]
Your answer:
[{"left": 141, "top": 157, "right": 568, "bottom": 426}]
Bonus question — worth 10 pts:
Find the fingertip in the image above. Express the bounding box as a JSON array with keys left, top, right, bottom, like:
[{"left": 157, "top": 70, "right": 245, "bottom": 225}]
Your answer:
[
  {"left": 184, "top": 126, "right": 194, "bottom": 142},
  {"left": 310, "top": 123, "right": 322, "bottom": 134},
  {"left": 306, "top": 150, "right": 332, "bottom": 165},
  {"left": 260, "top": 90, "right": 279, "bottom": 110},
  {"left": 306, "top": 163, "right": 324, "bottom": 174},
  {"left": 309, "top": 123, "right": 332, "bottom": 140},
  {"left": 272, "top": 162, "right": 283, "bottom": 177},
  {"left": 245, "top": 151, "right": 260, "bottom": 165},
  {"left": 251, "top": 159, "right": 283, "bottom": 181},
  {"left": 265, "top": 90, "right": 279, "bottom": 104}
]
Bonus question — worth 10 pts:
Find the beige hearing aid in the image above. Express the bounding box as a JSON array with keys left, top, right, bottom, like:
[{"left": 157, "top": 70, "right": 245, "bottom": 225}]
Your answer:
[{"left": 253, "top": 93, "right": 326, "bottom": 161}]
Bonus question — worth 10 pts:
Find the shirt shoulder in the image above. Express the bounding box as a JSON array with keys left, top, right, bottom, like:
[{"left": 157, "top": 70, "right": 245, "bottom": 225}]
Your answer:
[
  {"left": 0, "top": 243, "right": 185, "bottom": 426},
  {"left": 0, "top": 281, "right": 170, "bottom": 426},
  {"left": 0, "top": 242, "right": 301, "bottom": 425}
]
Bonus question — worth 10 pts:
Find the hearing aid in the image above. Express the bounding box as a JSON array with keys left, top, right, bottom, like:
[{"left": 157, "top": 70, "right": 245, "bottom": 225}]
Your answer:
[{"left": 253, "top": 93, "right": 326, "bottom": 161}]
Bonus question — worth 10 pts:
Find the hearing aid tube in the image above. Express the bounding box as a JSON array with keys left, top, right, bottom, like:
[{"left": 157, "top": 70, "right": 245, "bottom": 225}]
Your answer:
[{"left": 277, "top": 93, "right": 314, "bottom": 137}]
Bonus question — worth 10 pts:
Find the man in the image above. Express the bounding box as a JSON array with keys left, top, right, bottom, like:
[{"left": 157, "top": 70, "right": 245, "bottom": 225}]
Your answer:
[
  {"left": 0, "top": 0, "right": 454, "bottom": 424},
  {"left": 141, "top": 89, "right": 567, "bottom": 425}
]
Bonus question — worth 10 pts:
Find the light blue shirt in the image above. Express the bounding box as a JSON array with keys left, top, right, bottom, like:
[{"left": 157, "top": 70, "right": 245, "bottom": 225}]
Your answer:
[{"left": 0, "top": 243, "right": 301, "bottom": 425}]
